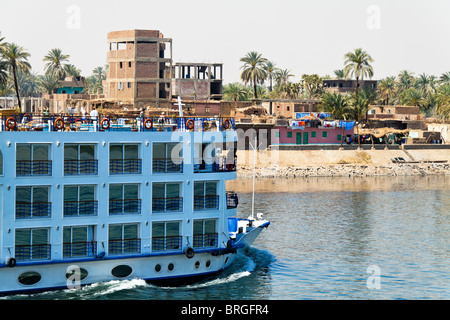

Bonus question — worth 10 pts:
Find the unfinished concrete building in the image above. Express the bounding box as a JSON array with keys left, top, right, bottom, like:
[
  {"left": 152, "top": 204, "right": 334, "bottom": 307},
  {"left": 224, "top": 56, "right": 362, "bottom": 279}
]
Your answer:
[
  {"left": 104, "top": 29, "right": 173, "bottom": 109},
  {"left": 172, "top": 62, "right": 223, "bottom": 101}
]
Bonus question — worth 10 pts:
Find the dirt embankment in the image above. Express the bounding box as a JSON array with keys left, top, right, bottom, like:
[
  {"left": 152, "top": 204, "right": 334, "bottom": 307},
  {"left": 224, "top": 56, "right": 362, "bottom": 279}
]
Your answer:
[{"left": 236, "top": 149, "right": 450, "bottom": 178}]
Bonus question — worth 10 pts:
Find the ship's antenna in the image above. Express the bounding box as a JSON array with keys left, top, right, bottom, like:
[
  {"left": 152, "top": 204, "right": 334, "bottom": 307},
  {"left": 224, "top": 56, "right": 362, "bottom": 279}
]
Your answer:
[{"left": 249, "top": 135, "right": 261, "bottom": 220}]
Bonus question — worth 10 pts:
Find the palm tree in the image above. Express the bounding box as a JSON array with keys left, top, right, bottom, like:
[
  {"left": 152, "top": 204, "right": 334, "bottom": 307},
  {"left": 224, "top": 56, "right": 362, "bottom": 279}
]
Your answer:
[
  {"left": 378, "top": 76, "right": 397, "bottom": 105},
  {"left": 319, "top": 92, "right": 350, "bottom": 147},
  {"left": 401, "top": 87, "right": 425, "bottom": 107},
  {"left": 440, "top": 72, "right": 450, "bottom": 86},
  {"left": 0, "top": 32, "right": 7, "bottom": 86},
  {"left": 43, "top": 48, "right": 70, "bottom": 79},
  {"left": 264, "top": 61, "right": 278, "bottom": 92},
  {"left": 274, "top": 69, "right": 294, "bottom": 91},
  {"left": 349, "top": 93, "right": 371, "bottom": 148},
  {"left": 223, "top": 82, "right": 248, "bottom": 101},
  {"left": 38, "top": 73, "right": 61, "bottom": 94},
  {"left": 435, "top": 84, "right": 450, "bottom": 119},
  {"left": 0, "top": 42, "right": 31, "bottom": 110},
  {"left": 334, "top": 69, "right": 345, "bottom": 79},
  {"left": 240, "top": 51, "right": 267, "bottom": 99},
  {"left": 301, "top": 74, "right": 322, "bottom": 99},
  {"left": 64, "top": 64, "right": 81, "bottom": 77},
  {"left": 343, "top": 48, "right": 374, "bottom": 100}
]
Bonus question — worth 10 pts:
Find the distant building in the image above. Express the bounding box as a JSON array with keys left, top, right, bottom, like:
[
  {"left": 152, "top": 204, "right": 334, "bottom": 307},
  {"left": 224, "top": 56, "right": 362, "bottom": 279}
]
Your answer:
[
  {"left": 172, "top": 62, "right": 223, "bottom": 101},
  {"left": 104, "top": 29, "right": 173, "bottom": 108},
  {"left": 367, "top": 105, "right": 422, "bottom": 121},
  {"left": 323, "top": 79, "right": 378, "bottom": 93},
  {"left": 56, "top": 76, "right": 85, "bottom": 94}
]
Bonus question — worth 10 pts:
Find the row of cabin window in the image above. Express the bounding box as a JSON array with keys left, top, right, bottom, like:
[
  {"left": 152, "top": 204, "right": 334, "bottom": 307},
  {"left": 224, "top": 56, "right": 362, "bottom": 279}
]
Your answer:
[
  {"left": 15, "top": 181, "right": 217, "bottom": 216},
  {"left": 14, "top": 219, "right": 217, "bottom": 259}
]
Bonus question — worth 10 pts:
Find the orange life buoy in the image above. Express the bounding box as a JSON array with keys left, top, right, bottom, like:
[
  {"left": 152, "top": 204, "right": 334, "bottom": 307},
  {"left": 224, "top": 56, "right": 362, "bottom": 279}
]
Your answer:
[
  {"left": 186, "top": 118, "right": 195, "bottom": 130},
  {"left": 23, "top": 114, "right": 31, "bottom": 122},
  {"left": 54, "top": 117, "right": 64, "bottom": 130},
  {"left": 144, "top": 118, "right": 153, "bottom": 130},
  {"left": 222, "top": 118, "right": 230, "bottom": 130},
  {"left": 101, "top": 118, "right": 110, "bottom": 130},
  {"left": 5, "top": 117, "right": 17, "bottom": 130}
]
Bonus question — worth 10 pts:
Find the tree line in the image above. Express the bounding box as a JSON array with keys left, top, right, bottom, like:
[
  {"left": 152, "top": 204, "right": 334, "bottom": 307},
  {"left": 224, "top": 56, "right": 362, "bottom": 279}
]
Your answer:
[{"left": 225, "top": 48, "right": 450, "bottom": 120}]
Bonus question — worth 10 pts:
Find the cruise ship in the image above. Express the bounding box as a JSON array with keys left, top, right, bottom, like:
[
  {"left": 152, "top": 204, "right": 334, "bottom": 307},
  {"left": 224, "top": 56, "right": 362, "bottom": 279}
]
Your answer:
[{"left": 0, "top": 113, "right": 269, "bottom": 295}]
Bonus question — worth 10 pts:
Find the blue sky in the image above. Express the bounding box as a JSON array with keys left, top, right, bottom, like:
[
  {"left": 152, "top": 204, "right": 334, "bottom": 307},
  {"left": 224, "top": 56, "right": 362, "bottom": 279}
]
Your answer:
[{"left": 1, "top": 0, "right": 449, "bottom": 83}]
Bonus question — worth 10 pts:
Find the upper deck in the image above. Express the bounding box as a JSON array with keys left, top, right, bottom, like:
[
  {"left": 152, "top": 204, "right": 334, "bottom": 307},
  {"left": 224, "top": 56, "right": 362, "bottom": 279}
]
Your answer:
[{"left": 0, "top": 114, "right": 235, "bottom": 133}]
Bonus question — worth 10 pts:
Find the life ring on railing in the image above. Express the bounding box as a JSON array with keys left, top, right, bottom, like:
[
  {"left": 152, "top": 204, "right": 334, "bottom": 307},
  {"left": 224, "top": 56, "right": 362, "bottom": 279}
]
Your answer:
[
  {"left": 185, "top": 247, "right": 195, "bottom": 259},
  {"left": 7, "top": 257, "right": 16, "bottom": 268},
  {"left": 23, "top": 114, "right": 31, "bottom": 122},
  {"left": 186, "top": 118, "right": 195, "bottom": 130},
  {"left": 222, "top": 118, "right": 230, "bottom": 130},
  {"left": 5, "top": 117, "right": 17, "bottom": 130},
  {"left": 100, "top": 118, "right": 110, "bottom": 130},
  {"left": 144, "top": 118, "right": 153, "bottom": 130},
  {"left": 54, "top": 117, "right": 64, "bottom": 130}
]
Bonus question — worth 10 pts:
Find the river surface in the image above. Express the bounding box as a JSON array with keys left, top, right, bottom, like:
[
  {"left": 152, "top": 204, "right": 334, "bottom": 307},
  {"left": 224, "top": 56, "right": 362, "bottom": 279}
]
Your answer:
[{"left": 4, "top": 175, "right": 450, "bottom": 300}]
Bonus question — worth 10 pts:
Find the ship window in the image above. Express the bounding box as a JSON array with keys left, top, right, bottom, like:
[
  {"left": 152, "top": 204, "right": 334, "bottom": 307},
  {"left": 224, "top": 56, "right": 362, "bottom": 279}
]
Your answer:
[
  {"left": 109, "top": 144, "right": 141, "bottom": 174},
  {"left": 151, "top": 221, "right": 181, "bottom": 251},
  {"left": 193, "top": 219, "right": 218, "bottom": 248},
  {"left": 168, "top": 263, "right": 175, "bottom": 272},
  {"left": 64, "top": 144, "right": 97, "bottom": 175},
  {"left": 108, "top": 223, "right": 140, "bottom": 254},
  {"left": 193, "top": 181, "right": 218, "bottom": 210},
  {"left": 16, "top": 144, "right": 51, "bottom": 176},
  {"left": 194, "top": 261, "right": 200, "bottom": 269},
  {"left": 64, "top": 185, "right": 96, "bottom": 217},
  {"left": 109, "top": 184, "right": 140, "bottom": 215},
  {"left": 155, "top": 264, "right": 161, "bottom": 272},
  {"left": 63, "top": 226, "right": 95, "bottom": 258},
  {"left": 0, "top": 150, "right": 3, "bottom": 175},
  {"left": 65, "top": 267, "right": 89, "bottom": 280},
  {"left": 111, "top": 265, "right": 132, "bottom": 278},
  {"left": 16, "top": 186, "right": 51, "bottom": 219},
  {"left": 15, "top": 228, "right": 51, "bottom": 261},
  {"left": 18, "top": 271, "right": 42, "bottom": 286},
  {"left": 152, "top": 182, "right": 182, "bottom": 212},
  {"left": 152, "top": 143, "right": 183, "bottom": 173}
]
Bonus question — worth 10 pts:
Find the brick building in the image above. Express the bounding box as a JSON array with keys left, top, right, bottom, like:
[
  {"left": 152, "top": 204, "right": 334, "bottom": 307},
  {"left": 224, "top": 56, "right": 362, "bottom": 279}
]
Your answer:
[{"left": 104, "top": 29, "right": 173, "bottom": 108}]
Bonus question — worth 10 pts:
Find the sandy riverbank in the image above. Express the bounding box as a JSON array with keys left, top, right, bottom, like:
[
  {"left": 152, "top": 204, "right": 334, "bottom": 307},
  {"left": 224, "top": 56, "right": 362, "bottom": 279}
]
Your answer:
[{"left": 235, "top": 148, "right": 450, "bottom": 178}]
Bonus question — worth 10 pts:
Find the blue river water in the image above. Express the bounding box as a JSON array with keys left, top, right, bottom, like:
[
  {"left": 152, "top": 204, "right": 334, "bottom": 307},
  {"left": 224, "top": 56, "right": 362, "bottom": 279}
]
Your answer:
[{"left": 4, "top": 175, "right": 450, "bottom": 300}]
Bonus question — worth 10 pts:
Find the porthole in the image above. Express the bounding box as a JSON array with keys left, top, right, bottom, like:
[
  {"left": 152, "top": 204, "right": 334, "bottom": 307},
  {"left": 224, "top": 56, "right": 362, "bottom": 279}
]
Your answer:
[
  {"left": 18, "top": 271, "right": 41, "bottom": 286},
  {"left": 65, "top": 267, "right": 89, "bottom": 281},
  {"left": 206, "top": 260, "right": 211, "bottom": 268},
  {"left": 111, "top": 265, "right": 132, "bottom": 278},
  {"left": 155, "top": 264, "right": 161, "bottom": 272},
  {"left": 168, "top": 263, "right": 175, "bottom": 272},
  {"left": 194, "top": 261, "right": 200, "bottom": 269}
]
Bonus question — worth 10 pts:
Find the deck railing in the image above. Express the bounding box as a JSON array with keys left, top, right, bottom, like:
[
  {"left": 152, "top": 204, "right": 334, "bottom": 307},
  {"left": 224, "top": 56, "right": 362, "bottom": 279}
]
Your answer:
[
  {"left": 109, "top": 159, "right": 142, "bottom": 174},
  {"left": 63, "top": 241, "right": 97, "bottom": 258},
  {"left": 109, "top": 199, "right": 142, "bottom": 215},
  {"left": 64, "top": 159, "right": 98, "bottom": 175},
  {"left": 194, "top": 195, "right": 219, "bottom": 210},
  {"left": 151, "top": 236, "right": 182, "bottom": 252},
  {"left": 193, "top": 233, "right": 218, "bottom": 248},
  {"left": 152, "top": 158, "right": 183, "bottom": 173},
  {"left": 16, "top": 202, "right": 52, "bottom": 219},
  {"left": 152, "top": 197, "right": 183, "bottom": 212},
  {"left": 16, "top": 160, "right": 52, "bottom": 176},
  {"left": 63, "top": 200, "right": 98, "bottom": 217},
  {"left": 194, "top": 157, "right": 237, "bottom": 173},
  {"left": 15, "top": 244, "right": 51, "bottom": 261},
  {"left": 108, "top": 238, "right": 141, "bottom": 254},
  {"left": 1, "top": 114, "right": 235, "bottom": 133},
  {"left": 226, "top": 192, "right": 239, "bottom": 209}
]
